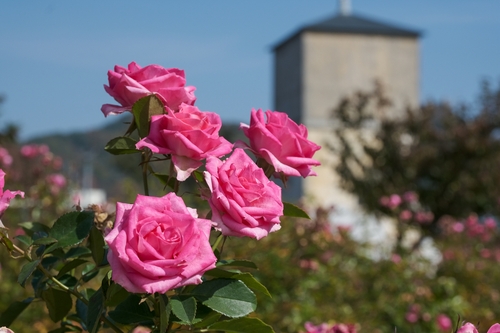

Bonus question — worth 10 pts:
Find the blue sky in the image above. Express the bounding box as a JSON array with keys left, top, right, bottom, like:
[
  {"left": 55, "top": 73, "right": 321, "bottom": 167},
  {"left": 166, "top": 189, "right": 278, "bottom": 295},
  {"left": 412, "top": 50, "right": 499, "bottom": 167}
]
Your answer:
[{"left": 1, "top": 1, "right": 499, "bottom": 140}]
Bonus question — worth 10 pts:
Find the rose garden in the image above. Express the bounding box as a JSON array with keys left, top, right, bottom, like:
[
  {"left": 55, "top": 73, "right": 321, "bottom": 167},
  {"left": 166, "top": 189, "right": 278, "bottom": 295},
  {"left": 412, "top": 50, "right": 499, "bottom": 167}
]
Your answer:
[{"left": 1, "top": 62, "right": 500, "bottom": 332}]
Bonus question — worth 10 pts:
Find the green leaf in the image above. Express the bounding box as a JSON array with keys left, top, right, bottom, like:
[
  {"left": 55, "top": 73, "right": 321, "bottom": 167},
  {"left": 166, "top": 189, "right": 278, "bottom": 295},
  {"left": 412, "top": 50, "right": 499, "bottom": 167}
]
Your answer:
[
  {"left": 192, "top": 170, "right": 206, "bottom": 183},
  {"left": 18, "top": 222, "right": 50, "bottom": 237},
  {"left": 104, "top": 136, "right": 140, "bottom": 155},
  {"left": 108, "top": 294, "right": 155, "bottom": 325},
  {"left": 105, "top": 283, "right": 130, "bottom": 307},
  {"left": 64, "top": 247, "right": 92, "bottom": 260},
  {"left": 89, "top": 226, "right": 106, "bottom": 265},
  {"left": 87, "top": 288, "right": 104, "bottom": 333},
  {"left": 216, "top": 260, "right": 257, "bottom": 269},
  {"left": 0, "top": 297, "right": 33, "bottom": 327},
  {"left": 188, "top": 279, "right": 256, "bottom": 318},
  {"left": 204, "top": 270, "right": 271, "bottom": 299},
  {"left": 193, "top": 310, "right": 221, "bottom": 329},
  {"left": 132, "top": 95, "right": 165, "bottom": 138},
  {"left": 18, "top": 259, "right": 40, "bottom": 287},
  {"left": 56, "top": 259, "right": 88, "bottom": 278},
  {"left": 283, "top": 202, "right": 310, "bottom": 219},
  {"left": 158, "top": 294, "right": 171, "bottom": 333},
  {"left": 208, "top": 317, "right": 275, "bottom": 333},
  {"left": 14, "top": 234, "right": 33, "bottom": 247},
  {"left": 45, "top": 211, "right": 94, "bottom": 253},
  {"left": 33, "top": 236, "right": 58, "bottom": 245},
  {"left": 171, "top": 296, "right": 197, "bottom": 325},
  {"left": 153, "top": 173, "right": 177, "bottom": 190},
  {"left": 42, "top": 287, "right": 73, "bottom": 322}
]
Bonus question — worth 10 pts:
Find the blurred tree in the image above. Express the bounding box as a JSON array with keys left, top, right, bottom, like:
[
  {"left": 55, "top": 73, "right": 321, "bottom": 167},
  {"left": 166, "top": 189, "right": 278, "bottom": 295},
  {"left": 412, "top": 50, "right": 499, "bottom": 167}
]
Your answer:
[{"left": 329, "top": 80, "right": 500, "bottom": 244}]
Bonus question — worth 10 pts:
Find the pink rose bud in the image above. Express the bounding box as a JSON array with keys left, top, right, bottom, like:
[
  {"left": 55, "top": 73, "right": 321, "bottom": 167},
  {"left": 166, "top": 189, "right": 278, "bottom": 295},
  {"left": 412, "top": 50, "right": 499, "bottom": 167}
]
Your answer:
[
  {"left": 203, "top": 148, "right": 283, "bottom": 240},
  {"left": 105, "top": 193, "right": 216, "bottom": 294},
  {"left": 240, "top": 109, "right": 320, "bottom": 178},
  {"left": 136, "top": 104, "right": 232, "bottom": 181},
  {"left": 436, "top": 314, "right": 452, "bottom": 332},
  {"left": 457, "top": 323, "right": 479, "bottom": 333},
  {"left": 101, "top": 62, "right": 196, "bottom": 116}
]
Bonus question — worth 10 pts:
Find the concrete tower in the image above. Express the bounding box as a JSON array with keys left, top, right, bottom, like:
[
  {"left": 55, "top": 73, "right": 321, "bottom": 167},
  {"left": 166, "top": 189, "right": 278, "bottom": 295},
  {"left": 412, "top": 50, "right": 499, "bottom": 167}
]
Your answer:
[{"left": 273, "top": 3, "right": 421, "bottom": 223}]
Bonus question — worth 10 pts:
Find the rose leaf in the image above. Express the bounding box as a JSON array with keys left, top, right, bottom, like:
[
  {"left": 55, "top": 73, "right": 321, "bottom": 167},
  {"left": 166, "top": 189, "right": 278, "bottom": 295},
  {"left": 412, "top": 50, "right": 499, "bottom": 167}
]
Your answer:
[{"left": 208, "top": 317, "right": 275, "bottom": 333}]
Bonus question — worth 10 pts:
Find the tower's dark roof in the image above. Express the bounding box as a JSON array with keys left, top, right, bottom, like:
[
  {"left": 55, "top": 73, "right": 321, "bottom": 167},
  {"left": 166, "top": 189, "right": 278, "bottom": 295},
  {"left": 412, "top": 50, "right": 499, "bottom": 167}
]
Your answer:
[{"left": 273, "top": 13, "right": 421, "bottom": 51}]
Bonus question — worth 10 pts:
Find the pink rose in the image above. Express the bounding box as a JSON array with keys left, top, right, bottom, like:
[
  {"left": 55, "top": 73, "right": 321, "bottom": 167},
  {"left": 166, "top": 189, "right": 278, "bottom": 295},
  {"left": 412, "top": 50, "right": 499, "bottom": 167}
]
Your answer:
[
  {"left": 436, "top": 314, "right": 452, "bottom": 332},
  {"left": 240, "top": 109, "right": 320, "bottom": 177},
  {"left": 203, "top": 148, "right": 283, "bottom": 240},
  {"left": 104, "top": 193, "right": 216, "bottom": 294},
  {"left": 458, "top": 323, "right": 479, "bottom": 333},
  {"left": 487, "top": 324, "right": 500, "bottom": 333},
  {"left": 0, "top": 327, "right": 15, "bottom": 333},
  {"left": 101, "top": 61, "right": 196, "bottom": 116},
  {"left": 136, "top": 104, "right": 233, "bottom": 181},
  {"left": 0, "top": 169, "right": 24, "bottom": 219}
]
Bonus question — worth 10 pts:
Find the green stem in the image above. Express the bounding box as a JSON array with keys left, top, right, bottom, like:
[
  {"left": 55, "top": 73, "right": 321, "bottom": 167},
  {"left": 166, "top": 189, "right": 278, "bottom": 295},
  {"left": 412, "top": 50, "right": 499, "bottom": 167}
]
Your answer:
[
  {"left": 211, "top": 233, "right": 224, "bottom": 252},
  {"left": 142, "top": 151, "right": 150, "bottom": 196}
]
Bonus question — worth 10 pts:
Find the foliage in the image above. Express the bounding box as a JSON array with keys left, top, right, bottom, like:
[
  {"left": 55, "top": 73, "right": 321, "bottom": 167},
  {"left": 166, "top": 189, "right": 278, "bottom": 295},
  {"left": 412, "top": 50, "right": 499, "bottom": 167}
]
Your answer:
[{"left": 329, "top": 80, "right": 500, "bottom": 241}]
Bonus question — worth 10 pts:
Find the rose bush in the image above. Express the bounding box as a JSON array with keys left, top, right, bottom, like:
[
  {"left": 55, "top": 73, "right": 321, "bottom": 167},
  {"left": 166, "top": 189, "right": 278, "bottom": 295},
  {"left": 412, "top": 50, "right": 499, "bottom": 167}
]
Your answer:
[
  {"left": 136, "top": 103, "right": 233, "bottom": 181},
  {"left": 101, "top": 61, "right": 196, "bottom": 116},
  {"left": 104, "top": 193, "right": 216, "bottom": 294},
  {"left": 203, "top": 148, "right": 283, "bottom": 239},
  {"left": 240, "top": 109, "right": 321, "bottom": 178}
]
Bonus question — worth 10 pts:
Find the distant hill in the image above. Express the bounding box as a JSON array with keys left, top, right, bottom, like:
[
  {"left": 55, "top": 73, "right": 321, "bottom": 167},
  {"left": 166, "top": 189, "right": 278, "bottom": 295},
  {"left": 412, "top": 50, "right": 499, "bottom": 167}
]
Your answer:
[{"left": 27, "top": 115, "right": 246, "bottom": 203}]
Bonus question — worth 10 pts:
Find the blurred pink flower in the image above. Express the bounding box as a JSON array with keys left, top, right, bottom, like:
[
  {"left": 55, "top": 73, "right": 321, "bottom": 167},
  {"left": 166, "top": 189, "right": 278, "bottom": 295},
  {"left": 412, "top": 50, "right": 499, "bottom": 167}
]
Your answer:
[
  {"left": 391, "top": 254, "right": 401, "bottom": 264},
  {"left": 0, "top": 327, "right": 15, "bottom": 333},
  {"left": 436, "top": 314, "right": 452, "bottom": 332},
  {"left": 405, "top": 311, "right": 418, "bottom": 323},
  {"left": 131, "top": 326, "right": 151, "bottom": 333},
  {"left": 452, "top": 222, "right": 465, "bottom": 233},
  {"left": 485, "top": 217, "right": 497, "bottom": 230},
  {"left": 0, "top": 148, "right": 12, "bottom": 167},
  {"left": 403, "top": 191, "right": 418, "bottom": 202},
  {"left": 399, "top": 210, "right": 412, "bottom": 221},
  {"left": 415, "top": 211, "right": 434, "bottom": 224},
  {"left": 388, "top": 194, "right": 402, "bottom": 209}
]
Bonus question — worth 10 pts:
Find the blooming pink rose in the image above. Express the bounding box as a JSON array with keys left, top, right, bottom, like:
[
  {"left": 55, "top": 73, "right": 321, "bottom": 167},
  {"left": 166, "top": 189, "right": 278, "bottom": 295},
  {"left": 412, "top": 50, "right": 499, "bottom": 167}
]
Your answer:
[
  {"left": 203, "top": 148, "right": 283, "bottom": 240},
  {"left": 101, "top": 62, "right": 196, "bottom": 116},
  {"left": 458, "top": 323, "right": 479, "bottom": 333},
  {"left": 104, "top": 193, "right": 216, "bottom": 294},
  {"left": 240, "top": 109, "right": 320, "bottom": 177},
  {"left": 0, "top": 169, "right": 24, "bottom": 219},
  {"left": 136, "top": 104, "right": 232, "bottom": 181},
  {"left": 436, "top": 314, "right": 452, "bottom": 332}
]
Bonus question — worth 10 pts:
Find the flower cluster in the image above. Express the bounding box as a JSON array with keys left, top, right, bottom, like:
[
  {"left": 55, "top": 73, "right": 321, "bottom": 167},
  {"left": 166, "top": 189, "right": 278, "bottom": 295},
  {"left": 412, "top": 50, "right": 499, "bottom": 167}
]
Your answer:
[
  {"left": 101, "top": 61, "right": 321, "bottom": 294},
  {"left": 379, "top": 191, "right": 434, "bottom": 224}
]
